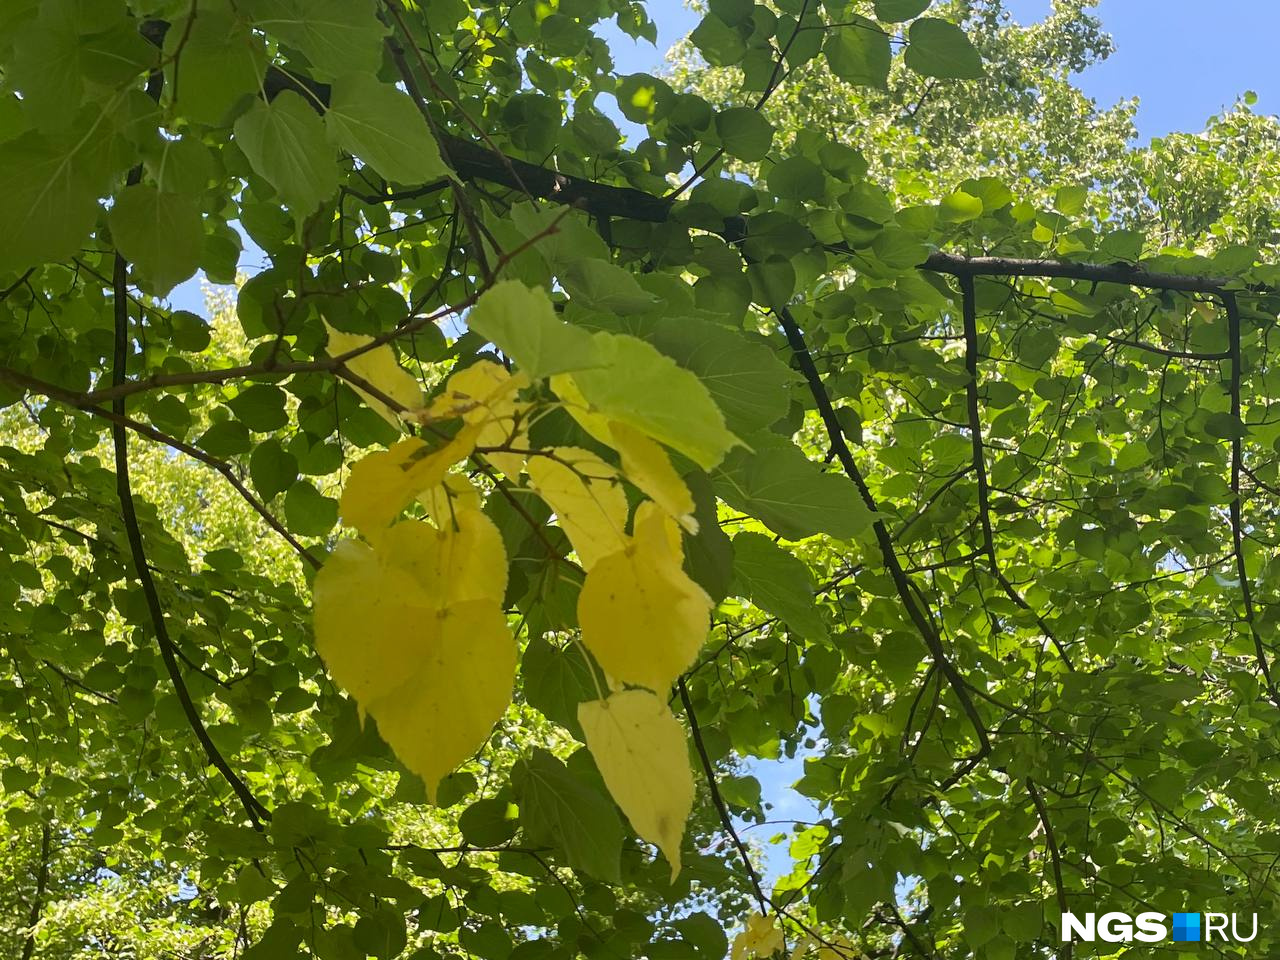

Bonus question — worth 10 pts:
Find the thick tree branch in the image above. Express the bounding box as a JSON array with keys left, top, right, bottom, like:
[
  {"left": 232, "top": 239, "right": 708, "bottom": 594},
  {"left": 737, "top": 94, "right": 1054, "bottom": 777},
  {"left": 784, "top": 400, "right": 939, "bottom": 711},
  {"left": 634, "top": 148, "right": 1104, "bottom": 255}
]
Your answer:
[{"left": 137, "top": 19, "right": 1267, "bottom": 298}]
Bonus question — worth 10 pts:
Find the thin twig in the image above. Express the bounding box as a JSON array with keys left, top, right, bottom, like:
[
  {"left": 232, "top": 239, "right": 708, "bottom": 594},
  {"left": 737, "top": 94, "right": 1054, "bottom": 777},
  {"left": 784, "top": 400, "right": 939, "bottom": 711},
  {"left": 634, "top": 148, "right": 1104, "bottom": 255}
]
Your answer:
[{"left": 677, "top": 678, "right": 770, "bottom": 914}]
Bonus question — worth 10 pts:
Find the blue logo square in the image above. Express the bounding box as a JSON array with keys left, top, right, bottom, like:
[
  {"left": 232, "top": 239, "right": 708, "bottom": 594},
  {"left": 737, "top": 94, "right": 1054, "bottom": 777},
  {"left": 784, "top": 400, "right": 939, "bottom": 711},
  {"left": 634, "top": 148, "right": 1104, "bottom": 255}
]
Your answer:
[{"left": 1172, "top": 913, "right": 1200, "bottom": 942}]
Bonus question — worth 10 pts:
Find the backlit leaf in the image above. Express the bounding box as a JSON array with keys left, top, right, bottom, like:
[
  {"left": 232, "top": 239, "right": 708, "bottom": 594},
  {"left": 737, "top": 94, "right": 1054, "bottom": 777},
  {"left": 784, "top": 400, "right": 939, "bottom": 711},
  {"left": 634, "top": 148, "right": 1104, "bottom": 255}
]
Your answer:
[
  {"left": 324, "top": 322, "right": 424, "bottom": 428},
  {"left": 234, "top": 92, "right": 338, "bottom": 217},
  {"left": 578, "top": 502, "right": 712, "bottom": 692},
  {"left": 325, "top": 73, "right": 449, "bottom": 185},
  {"left": 527, "top": 447, "right": 627, "bottom": 570},
  {"left": 108, "top": 185, "right": 203, "bottom": 295},
  {"left": 579, "top": 690, "right": 694, "bottom": 880}
]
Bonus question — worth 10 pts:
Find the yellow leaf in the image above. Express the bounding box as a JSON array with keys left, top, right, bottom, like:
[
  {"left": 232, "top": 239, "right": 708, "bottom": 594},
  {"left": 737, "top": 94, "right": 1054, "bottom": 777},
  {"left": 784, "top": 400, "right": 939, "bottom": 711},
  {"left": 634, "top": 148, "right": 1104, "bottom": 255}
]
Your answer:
[
  {"left": 426, "top": 361, "right": 529, "bottom": 479},
  {"left": 380, "top": 509, "right": 507, "bottom": 607},
  {"left": 548, "top": 376, "right": 695, "bottom": 530},
  {"left": 325, "top": 323, "right": 424, "bottom": 427},
  {"left": 339, "top": 430, "right": 480, "bottom": 536},
  {"left": 313, "top": 523, "right": 515, "bottom": 801},
  {"left": 526, "top": 447, "right": 627, "bottom": 570},
  {"left": 423, "top": 360, "right": 525, "bottom": 426},
  {"left": 578, "top": 501, "right": 712, "bottom": 692},
  {"left": 417, "top": 474, "right": 483, "bottom": 525},
  {"left": 550, "top": 372, "right": 613, "bottom": 445},
  {"left": 371, "top": 599, "right": 515, "bottom": 802},
  {"left": 578, "top": 690, "right": 694, "bottom": 881},
  {"left": 608, "top": 421, "right": 697, "bottom": 533},
  {"left": 312, "top": 538, "right": 435, "bottom": 704},
  {"left": 732, "top": 914, "right": 785, "bottom": 960}
]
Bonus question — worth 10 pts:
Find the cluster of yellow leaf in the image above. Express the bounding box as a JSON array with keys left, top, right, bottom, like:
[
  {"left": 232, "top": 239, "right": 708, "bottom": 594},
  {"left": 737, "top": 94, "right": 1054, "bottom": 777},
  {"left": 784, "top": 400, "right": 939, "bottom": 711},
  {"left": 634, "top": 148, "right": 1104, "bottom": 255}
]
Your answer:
[
  {"left": 313, "top": 358, "right": 524, "bottom": 803},
  {"left": 312, "top": 283, "right": 738, "bottom": 878},
  {"left": 733, "top": 914, "right": 786, "bottom": 960},
  {"left": 732, "top": 918, "right": 860, "bottom": 960}
]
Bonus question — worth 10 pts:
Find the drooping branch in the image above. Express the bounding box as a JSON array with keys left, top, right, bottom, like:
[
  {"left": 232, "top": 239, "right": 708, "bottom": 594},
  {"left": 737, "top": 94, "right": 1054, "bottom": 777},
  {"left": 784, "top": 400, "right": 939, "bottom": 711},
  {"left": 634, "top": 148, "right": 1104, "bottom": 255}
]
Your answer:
[
  {"left": 765, "top": 289, "right": 990, "bottom": 759},
  {"left": 959, "top": 275, "right": 1074, "bottom": 670},
  {"left": 1026, "top": 777, "right": 1070, "bottom": 960},
  {"left": 1223, "top": 292, "right": 1279, "bottom": 707},
  {"left": 110, "top": 242, "right": 273, "bottom": 829}
]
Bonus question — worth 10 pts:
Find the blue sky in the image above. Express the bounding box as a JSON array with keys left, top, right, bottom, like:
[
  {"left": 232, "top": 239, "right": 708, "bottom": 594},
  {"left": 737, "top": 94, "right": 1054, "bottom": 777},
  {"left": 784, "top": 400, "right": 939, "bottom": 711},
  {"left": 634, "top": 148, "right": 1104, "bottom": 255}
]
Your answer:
[{"left": 1005, "top": 0, "right": 1273, "bottom": 139}]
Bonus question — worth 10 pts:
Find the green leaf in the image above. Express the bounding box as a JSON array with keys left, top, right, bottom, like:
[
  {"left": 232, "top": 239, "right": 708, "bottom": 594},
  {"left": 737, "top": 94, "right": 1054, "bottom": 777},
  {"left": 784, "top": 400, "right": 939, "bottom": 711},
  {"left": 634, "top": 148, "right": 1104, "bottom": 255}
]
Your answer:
[
  {"left": 1205, "top": 412, "right": 1246, "bottom": 440},
  {"left": 249, "top": 439, "right": 299, "bottom": 501},
  {"left": 874, "top": 0, "right": 930, "bottom": 21},
  {"left": 457, "top": 797, "right": 519, "bottom": 846},
  {"left": 512, "top": 749, "right": 623, "bottom": 883},
  {"left": 198, "top": 420, "right": 252, "bottom": 458},
  {"left": 768, "top": 157, "right": 825, "bottom": 202},
  {"left": 560, "top": 260, "right": 657, "bottom": 315},
  {"left": 824, "top": 20, "right": 892, "bottom": 89},
  {"left": 234, "top": 92, "right": 338, "bottom": 217},
  {"left": 607, "top": 315, "right": 792, "bottom": 435},
  {"left": 165, "top": 6, "right": 268, "bottom": 126},
  {"left": 904, "top": 18, "right": 984, "bottom": 79},
  {"left": 467, "top": 280, "right": 601, "bottom": 380},
  {"left": 683, "top": 470, "right": 735, "bottom": 603},
  {"left": 228, "top": 385, "right": 289, "bottom": 433},
  {"left": 614, "top": 74, "right": 674, "bottom": 125},
  {"left": 284, "top": 481, "right": 338, "bottom": 536},
  {"left": 570, "top": 333, "right": 740, "bottom": 469},
  {"left": 325, "top": 74, "right": 449, "bottom": 185},
  {"left": 9, "top": 13, "right": 83, "bottom": 131},
  {"left": 940, "top": 190, "right": 983, "bottom": 222},
  {"left": 244, "top": 0, "right": 387, "bottom": 79},
  {"left": 732, "top": 532, "right": 828, "bottom": 639},
  {"left": 0, "top": 129, "right": 106, "bottom": 272},
  {"left": 108, "top": 185, "right": 203, "bottom": 295},
  {"left": 1054, "top": 184, "right": 1088, "bottom": 216},
  {"left": 691, "top": 14, "right": 747, "bottom": 67},
  {"left": 522, "top": 637, "right": 598, "bottom": 738},
  {"left": 715, "top": 107, "right": 775, "bottom": 162},
  {"left": 712, "top": 435, "right": 874, "bottom": 540}
]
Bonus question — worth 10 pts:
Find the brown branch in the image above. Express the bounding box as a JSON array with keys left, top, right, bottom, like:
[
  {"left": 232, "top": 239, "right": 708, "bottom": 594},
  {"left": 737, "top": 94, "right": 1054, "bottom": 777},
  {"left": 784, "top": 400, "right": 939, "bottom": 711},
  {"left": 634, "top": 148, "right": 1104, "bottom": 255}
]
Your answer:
[
  {"left": 677, "top": 678, "right": 770, "bottom": 915},
  {"left": 1224, "top": 291, "right": 1279, "bottom": 707},
  {"left": 764, "top": 288, "right": 990, "bottom": 758},
  {"left": 19, "top": 819, "right": 51, "bottom": 960},
  {"left": 110, "top": 244, "right": 272, "bottom": 828},
  {"left": 1026, "top": 777, "right": 1070, "bottom": 960},
  {"left": 134, "top": 18, "right": 1272, "bottom": 299},
  {"left": 0, "top": 365, "right": 317, "bottom": 569},
  {"left": 921, "top": 251, "right": 1242, "bottom": 294},
  {"left": 960, "top": 275, "right": 1074, "bottom": 670}
]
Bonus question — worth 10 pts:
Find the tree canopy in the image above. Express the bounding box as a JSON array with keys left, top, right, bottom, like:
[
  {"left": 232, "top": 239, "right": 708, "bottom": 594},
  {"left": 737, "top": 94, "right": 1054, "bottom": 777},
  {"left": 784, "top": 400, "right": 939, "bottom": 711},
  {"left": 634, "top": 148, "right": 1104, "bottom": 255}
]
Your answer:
[{"left": 4, "top": 0, "right": 1280, "bottom": 958}]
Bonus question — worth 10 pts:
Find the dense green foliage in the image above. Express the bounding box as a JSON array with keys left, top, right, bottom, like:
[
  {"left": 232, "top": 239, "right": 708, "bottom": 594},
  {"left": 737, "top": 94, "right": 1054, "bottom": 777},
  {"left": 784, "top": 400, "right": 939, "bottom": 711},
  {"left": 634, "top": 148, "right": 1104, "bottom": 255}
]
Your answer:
[{"left": 5, "top": 1, "right": 1280, "bottom": 958}]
